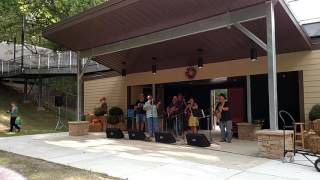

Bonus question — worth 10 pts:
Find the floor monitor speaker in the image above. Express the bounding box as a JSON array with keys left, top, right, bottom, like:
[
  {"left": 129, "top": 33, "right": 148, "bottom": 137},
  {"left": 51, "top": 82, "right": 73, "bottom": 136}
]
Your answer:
[
  {"left": 106, "top": 128, "right": 124, "bottom": 139},
  {"left": 186, "top": 133, "right": 210, "bottom": 147},
  {"left": 155, "top": 132, "right": 176, "bottom": 144},
  {"left": 128, "top": 130, "right": 146, "bottom": 140}
]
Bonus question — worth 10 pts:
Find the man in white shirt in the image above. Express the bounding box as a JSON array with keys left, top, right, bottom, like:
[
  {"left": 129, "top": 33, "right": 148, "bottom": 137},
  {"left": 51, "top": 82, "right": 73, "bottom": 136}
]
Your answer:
[{"left": 143, "top": 95, "right": 161, "bottom": 137}]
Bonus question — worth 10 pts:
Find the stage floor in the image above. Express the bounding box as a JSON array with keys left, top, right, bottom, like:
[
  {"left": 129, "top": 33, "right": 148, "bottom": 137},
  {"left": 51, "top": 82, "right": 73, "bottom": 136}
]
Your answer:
[{"left": 0, "top": 132, "right": 319, "bottom": 180}]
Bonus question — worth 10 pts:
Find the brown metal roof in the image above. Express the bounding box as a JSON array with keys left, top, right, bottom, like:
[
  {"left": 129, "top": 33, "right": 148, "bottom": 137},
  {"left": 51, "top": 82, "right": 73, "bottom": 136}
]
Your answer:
[
  {"left": 44, "top": 0, "right": 270, "bottom": 50},
  {"left": 43, "top": 0, "right": 312, "bottom": 74}
]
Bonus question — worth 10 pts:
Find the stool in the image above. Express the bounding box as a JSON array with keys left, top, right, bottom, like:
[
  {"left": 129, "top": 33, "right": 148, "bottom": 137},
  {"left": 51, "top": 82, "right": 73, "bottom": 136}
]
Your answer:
[{"left": 294, "top": 122, "right": 305, "bottom": 149}]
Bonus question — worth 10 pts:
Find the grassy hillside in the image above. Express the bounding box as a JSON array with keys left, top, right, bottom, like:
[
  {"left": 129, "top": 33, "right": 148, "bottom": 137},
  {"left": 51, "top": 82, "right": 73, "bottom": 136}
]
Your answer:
[{"left": 0, "top": 83, "right": 69, "bottom": 137}]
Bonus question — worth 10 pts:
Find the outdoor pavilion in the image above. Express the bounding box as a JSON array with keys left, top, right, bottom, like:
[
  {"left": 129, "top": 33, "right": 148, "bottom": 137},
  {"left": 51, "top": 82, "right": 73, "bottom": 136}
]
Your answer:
[{"left": 43, "top": 0, "right": 313, "bottom": 131}]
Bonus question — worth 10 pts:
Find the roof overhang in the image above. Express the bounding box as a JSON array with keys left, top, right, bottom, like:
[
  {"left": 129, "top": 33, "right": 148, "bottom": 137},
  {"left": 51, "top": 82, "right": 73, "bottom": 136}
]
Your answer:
[{"left": 43, "top": 0, "right": 313, "bottom": 74}]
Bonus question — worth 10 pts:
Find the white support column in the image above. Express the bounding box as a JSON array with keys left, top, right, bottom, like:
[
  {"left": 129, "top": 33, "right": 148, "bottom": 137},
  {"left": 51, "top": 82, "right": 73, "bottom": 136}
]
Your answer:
[
  {"left": 266, "top": 1, "right": 278, "bottom": 130},
  {"left": 38, "top": 54, "right": 41, "bottom": 69},
  {"left": 152, "top": 84, "right": 156, "bottom": 99},
  {"left": 58, "top": 52, "right": 61, "bottom": 70},
  {"left": 77, "top": 53, "right": 84, "bottom": 121},
  {"left": 69, "top": 51, "right": 72, "bottom": 69},
  {"left": 246, "top": 75, "right": 252, "bottom": 123},
  {"left": 47, "top": 55, "right": 50, "bottom": 69}
]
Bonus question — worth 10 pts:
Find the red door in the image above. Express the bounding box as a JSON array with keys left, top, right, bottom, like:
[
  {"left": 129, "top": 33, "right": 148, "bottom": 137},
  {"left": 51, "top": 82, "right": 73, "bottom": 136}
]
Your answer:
[{"left": 228, "top": 88, "right": 245, "bottom": 124}]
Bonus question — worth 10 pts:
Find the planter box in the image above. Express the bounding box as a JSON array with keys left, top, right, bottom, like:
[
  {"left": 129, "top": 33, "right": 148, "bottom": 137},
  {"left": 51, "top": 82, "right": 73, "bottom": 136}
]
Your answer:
[
  {"left": 237, "top": 123, "right": 261, "bottom": 141},
  {"left": 68, "top": 121, "right": 89, "bottom": 136},
  {"left": 313, "top": 120, "right": 320, "bottom": 136},
  {"left": 87, "top": 115, "right": 107, "bottom": 132},
  {"left": 256, "top": 130, "right": 293, "bottom": 159},
  {"left": 305, "top": 131, "right": 317, "bottom": 150},
  {"left": 309, "top": 135, "right": 320, "bottom": 153}
]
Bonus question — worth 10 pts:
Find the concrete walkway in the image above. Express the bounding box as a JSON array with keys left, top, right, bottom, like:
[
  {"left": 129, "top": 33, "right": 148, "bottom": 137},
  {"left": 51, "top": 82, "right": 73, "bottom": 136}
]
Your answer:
[{"left": 0, "top": 132, "right": 319, "bottom": 180}]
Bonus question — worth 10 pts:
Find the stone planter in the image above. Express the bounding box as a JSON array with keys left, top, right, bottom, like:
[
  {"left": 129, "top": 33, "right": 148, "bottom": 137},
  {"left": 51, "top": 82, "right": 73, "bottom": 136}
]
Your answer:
[
  {"left": 237, "top": 123, "right": 261, "bottom": 141},
  {"left": 68, "top": 121, "right": 89, "bottom": 136},
  {"left": 87, "top": 115, "right": 107, "bottom": 132},
  {"left": 304, "top": 131, "right": 317, "bottom": 150},
  {"left": 256, "top": 129, "right": 293, "bottom": 159},
  {"left": 309, "top": 135, "right": 320, "bottom": 153},
  {"left": 313, "top": 120, "right": 320, "bottom": 136}
]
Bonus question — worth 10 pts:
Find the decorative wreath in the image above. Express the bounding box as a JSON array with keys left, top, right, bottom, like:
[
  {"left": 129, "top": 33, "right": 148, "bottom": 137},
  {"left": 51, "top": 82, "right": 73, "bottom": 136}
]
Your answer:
[{"left": 185, "top": 66, "right": 197, "bottom": 80}]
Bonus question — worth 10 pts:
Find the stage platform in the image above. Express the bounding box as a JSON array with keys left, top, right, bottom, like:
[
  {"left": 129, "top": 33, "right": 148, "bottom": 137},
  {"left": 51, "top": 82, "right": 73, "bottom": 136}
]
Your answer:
[{"left": 0, "top": 132, "right": 319, "bottom": 180}]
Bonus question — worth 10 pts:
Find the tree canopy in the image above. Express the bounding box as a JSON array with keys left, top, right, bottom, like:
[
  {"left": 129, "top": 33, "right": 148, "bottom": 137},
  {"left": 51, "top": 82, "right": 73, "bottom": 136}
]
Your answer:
[{"left": 0, "top": 0, "right": 106, "bottom": 52}]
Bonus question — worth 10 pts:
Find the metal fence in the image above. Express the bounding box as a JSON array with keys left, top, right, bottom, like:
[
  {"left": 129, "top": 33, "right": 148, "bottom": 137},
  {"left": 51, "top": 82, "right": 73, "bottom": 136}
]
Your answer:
[{"left": 0, "top": 51, "right": 108, "bottom": 76}]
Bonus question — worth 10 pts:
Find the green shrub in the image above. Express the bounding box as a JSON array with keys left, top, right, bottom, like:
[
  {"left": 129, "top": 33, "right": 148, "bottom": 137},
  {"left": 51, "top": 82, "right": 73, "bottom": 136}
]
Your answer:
[
  {"left": 108, "top": 107, "right": 123, "bottom": 116},
  {"left": 94, "top": 107, "right": 106, "bottom": 116},
  {"left": 309, "top": 104, "right": 320, "bottom": 121},
  {"left": 107, "top": 107, "right": 123, "bottom": 124}
]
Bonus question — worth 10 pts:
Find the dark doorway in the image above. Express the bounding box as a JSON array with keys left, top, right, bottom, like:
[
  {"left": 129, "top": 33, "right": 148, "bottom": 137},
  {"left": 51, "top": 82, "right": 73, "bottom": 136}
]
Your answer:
[{"left": 250, "top": 71, "right": 302, "bottom": 129}]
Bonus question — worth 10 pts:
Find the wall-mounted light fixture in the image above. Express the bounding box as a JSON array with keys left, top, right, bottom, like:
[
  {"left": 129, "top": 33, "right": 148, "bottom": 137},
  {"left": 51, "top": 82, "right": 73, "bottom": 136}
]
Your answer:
[
  {"left": 197, "top": 48, "right": 204, "bottom": 68},
  {"left": 152, "top": 57, "right": 157, "bottom": 74},
  {"left": 121, "top": 61, "right": 126, "bottom": 76},
  {"left": 250, "top": 48, "right": 257, "bottom": 61}
]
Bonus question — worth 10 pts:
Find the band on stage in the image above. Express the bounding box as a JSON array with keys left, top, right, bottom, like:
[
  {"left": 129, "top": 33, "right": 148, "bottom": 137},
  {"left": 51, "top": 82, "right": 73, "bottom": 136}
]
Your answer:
[{"left": 128, "top": 92, "right": 232, "bottom": 142}]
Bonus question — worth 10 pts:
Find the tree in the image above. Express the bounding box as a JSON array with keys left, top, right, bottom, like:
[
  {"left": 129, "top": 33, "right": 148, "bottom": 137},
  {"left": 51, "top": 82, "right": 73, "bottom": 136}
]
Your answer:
[{"left": 0, "top": 0, "right": 106, "bottom": 51}]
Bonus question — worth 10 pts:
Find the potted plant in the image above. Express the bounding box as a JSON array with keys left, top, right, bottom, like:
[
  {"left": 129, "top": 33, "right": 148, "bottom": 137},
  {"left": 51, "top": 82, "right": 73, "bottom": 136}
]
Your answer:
[
  {"left": 94, "top": 107, "right": 106, "bottom": 117},
  {"left": 107, "top": 107, "right": 124, "bottom": 128},
  {"left": 309, "top": 104, "right": 320, "bottom": 135}
]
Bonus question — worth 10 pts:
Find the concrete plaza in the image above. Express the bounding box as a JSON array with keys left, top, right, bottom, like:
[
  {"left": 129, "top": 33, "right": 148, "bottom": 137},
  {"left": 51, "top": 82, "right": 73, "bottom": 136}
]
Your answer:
[{"left": 0, "top": 132, "right": 319, "bottom": 180}]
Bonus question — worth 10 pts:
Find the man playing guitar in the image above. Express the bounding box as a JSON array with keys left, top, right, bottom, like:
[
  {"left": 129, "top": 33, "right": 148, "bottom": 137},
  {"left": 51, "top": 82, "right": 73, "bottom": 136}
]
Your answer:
[{"left": 214, "top": 93, "right": 232, "bottom": 143}]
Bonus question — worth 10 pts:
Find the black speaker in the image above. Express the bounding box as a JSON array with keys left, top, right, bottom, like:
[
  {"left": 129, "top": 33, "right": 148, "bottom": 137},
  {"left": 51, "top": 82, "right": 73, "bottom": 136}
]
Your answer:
[
  {"left": 128, "top": 130, "right": 146, "bottom": 140},
  {"left": 155, "top": 132, "right": 176, "bottom": 144},
  {"left": 106, "top": 128, "right": 124, "bottom": 139},
  {"left": 55, "top": 96, "right": 64, "bottom": 107},
  {"left": 186, "top": 133, "right": 211, "bottom": 147}
]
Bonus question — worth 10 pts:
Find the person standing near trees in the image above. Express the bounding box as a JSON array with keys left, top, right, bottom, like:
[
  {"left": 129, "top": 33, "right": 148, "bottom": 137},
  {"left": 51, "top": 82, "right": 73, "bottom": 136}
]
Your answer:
[{"left": 8, "top": 102, "right": 21, "bottom": 132}]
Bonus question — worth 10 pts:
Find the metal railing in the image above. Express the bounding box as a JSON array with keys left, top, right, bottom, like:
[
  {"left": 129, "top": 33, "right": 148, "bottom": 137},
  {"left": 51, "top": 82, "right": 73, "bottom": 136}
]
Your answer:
[{"left": 0, "top": 51, "right": 108, "bottom": 76}]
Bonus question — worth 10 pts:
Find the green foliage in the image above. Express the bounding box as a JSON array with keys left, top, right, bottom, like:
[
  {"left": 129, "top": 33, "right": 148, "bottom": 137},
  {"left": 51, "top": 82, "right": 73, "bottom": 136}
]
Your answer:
[
  {"left": 47, "top": 76, "right": 77, "bottom": 95},
  {"left": 0, "top": 0, "right": 106, "bottom": 50},
  {"left": 109, "top": 107, "right": 123, "bottom": 116},
  {"left": 94, "top": 107, "right": 106, "bottom": 117},
  {"left": 107, "top": 107, "right": 123, "bottom": 125},
  {"left": 309, "top": 104, "right": 320, "bottom": 121}
]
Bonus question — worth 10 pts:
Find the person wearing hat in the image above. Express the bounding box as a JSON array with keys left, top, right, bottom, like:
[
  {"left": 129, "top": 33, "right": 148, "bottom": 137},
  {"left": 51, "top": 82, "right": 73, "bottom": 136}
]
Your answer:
[{"left": 215, "top": 93, "right": 232, "bottom": 143}]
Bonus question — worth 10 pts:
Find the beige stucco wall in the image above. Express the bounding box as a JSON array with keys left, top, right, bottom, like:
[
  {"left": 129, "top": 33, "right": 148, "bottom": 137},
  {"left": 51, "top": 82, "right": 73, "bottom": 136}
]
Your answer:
[
  {"left": 84, "top": 76, "right": 127, "bottom": 114},
  {"left": 84, "top": 50, "right": 320, "bottom": 120}
]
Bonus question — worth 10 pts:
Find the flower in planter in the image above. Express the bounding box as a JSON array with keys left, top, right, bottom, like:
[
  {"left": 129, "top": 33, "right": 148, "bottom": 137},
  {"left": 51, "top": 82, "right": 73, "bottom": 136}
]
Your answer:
[{"left": 107, "top": 107, "right": 124, "bottom": 125}]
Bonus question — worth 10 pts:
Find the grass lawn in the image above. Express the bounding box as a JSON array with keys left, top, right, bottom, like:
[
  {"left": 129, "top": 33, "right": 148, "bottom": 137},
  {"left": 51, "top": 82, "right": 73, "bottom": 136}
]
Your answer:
[
  {"left": 0, "top": 84, "right": 70, "bottom": 137},
  {"left": 0, "top": 150, "right": 117, "bottom": 180}
]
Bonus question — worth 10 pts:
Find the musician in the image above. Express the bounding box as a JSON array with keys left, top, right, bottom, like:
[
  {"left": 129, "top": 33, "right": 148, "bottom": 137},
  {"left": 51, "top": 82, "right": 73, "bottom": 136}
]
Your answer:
[
  {"left": 166, "top": 96, "right": 179, "bottom": 134},
  {"left": 134, "top": 94, "right": 146, "bottom": 131},
  {"left": 177, "top": 93, "right": 187, "bottom": 133},
  {"left": 143, "top": 95, "right": 161, "bottom": 137},
  {"left": 215, "top": 93, "right": 232, "bottom": 143},
  {"left": 184, "top": 97, "right": 199, "bottom": 134}
]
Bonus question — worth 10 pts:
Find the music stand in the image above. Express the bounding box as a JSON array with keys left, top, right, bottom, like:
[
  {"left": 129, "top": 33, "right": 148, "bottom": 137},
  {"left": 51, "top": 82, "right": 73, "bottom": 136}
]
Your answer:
[{"left": 55, "top": 107, "right": 66, "bottom": 130}]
